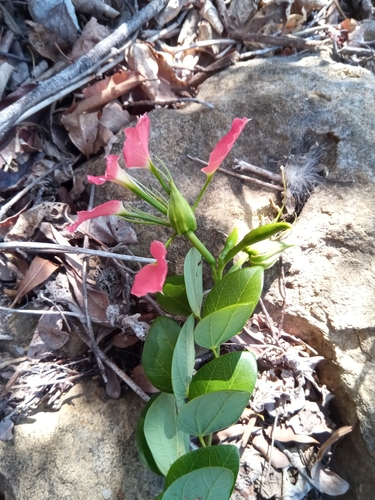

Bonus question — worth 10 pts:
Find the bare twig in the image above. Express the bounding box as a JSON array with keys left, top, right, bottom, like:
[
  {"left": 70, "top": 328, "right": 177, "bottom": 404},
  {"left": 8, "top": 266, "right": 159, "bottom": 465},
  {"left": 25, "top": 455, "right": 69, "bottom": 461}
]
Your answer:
[
  {"left": 0, "top": 242, "right": 156, "bottom": 264},
  {"left": 81, "top": 185, "right": 107, "bottom": 383},
  {"left": 218, "top": 167, "right": 284, "bottom": 191},
  {"left": 0, "top": 0, "right": 169, "bottom": 140},
  {"left": 231, "top": 31, "right": 321, "bottom": 50},
  {"left": 233, "top": 159, "right": 283, "bottom": 183},
  {"left": 0, "top": 305, "right": 86, "bottom": 319},
  {"left": 174, "top": 38, "right": 237, "bottom": 53},
  {"left": 124, "top": 97, "right": 214, "bottom": 108}
]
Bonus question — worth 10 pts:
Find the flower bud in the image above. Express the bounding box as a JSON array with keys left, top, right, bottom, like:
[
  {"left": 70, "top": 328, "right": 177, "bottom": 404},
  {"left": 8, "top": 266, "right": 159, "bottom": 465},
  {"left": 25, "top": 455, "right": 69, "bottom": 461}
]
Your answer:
[
  {"left": 168, "top": 181, "right": 197, "bottom": 235},
  {"left": 247, "top": 241, "right": 293, "bottom": 269}
]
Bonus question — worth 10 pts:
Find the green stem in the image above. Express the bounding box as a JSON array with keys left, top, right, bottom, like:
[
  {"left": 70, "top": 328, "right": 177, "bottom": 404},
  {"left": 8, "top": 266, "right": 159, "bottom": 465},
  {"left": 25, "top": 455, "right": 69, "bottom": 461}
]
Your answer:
[
  {"left": 192, "top": 175, "right": 212, "bottom": 211},
  {"left": 150, "top": 161, "right": 171, "bottom": 195},
  {"left": 204, "top": 434, "right": 213, "bottom": 447},
  {"left": 185, "top": 231, "right": 219, "bottom": 282},
  {"left": 198, "top": 435, "right": 206, "bottom": 448}
]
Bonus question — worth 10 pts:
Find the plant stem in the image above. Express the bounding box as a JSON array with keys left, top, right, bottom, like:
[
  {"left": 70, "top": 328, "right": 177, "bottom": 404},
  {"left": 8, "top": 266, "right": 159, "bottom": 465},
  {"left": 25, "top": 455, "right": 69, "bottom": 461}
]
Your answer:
[
  {"left": 185, "top": 231, "right": 218, "bottom": 282},
  {"left": 192, "top": 175, "right": 212, "bottom": 211},
  {"left": 204, "top": 434, "right": 213, "bottom": 447},
  {"left": 199, "top": 435, "right": 206, "bottom": 447}
]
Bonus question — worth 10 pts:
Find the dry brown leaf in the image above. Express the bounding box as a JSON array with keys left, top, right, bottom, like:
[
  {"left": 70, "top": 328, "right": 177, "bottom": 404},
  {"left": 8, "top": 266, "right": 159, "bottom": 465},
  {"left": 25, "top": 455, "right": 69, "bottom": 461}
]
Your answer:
[
  {"left": 5, "top": 202, "right": 69, "bottom": 241},
  {"left": 112, "top": 333, "right": 139, "bottom": 348},
  {"left": 200, "top": 0, "right": 224, "bottom": 34},
  {"left": 70, "top": 17, "right": 110, "bottom": 61},
  {"left": 0, "top": 200, "right": 32, "bottom": 236},
  {"left": 132, "top": 365, "right": 159, "bottom": 394},
  {"left": 245, "top": 0, "right": 291, "bottom": 35},
  {"left": 10, "top": 256, "right": 59, "bottom": 307},
  {"left": 317, "top": 425, "right": 353, "bottom": 461},
  {"left": 127, "top": 42, "right": 176, "bottom": 101},
  {"left": 61, "top": 112, "right": 100, "bottom": 157},
  {"left": 228, "top": 0, "right": 257, "bottom": 31},
  {"left": 217, "top": 423, "right": 246, "bottom": 441},
  {"left": 177, "top": 8, "right": 199, "bottom": 45},
  {"left": 156, "top": 0, "right": 187, "bottom": 26},
  {"left": 26, "top": 20, "right": 70, "bottom": 62},
  {"left": 0, "top": 62, "right": 14, "bottom": 99},
  {"left": 99, "top": 101, "right": 130, "bottom": 134},
  {"left": 310, "top": 461, "right": 350, "bottom": 495},
  {"left": 66, "top": 269, "right": 110, "bottom": 324},
  {"left": 266, "top": 423, "right": 320, "bottom": 444},
  {"left": 36, "top": 308, "right": 70, "bottom": 350},
  {"left": 105, "top": 366, "right": 121, "bottom": 399},
  {"left": 28, "top": 0, "right": 78, "bottom": 46},
  {"left": 252, "top": 433, "right": 290, "bottom": 469}
]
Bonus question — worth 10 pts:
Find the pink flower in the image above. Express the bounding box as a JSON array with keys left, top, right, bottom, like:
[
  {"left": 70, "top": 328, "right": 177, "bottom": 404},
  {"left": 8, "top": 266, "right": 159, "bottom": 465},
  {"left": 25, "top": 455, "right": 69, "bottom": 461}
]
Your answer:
[
  {"left": 88, "top": 155, "right": 137, "bottom": 189},
  {"left": 123, "top": 114, "right": 152, "bottom": 169},
  {"left": 66, "top": 200, "right": 126, "bottom": 233},
  {"left": 131, "top": 241, "right": 168, "bottom": 297},
  {"left": 201, "top": 118, "right": 249, "bottom": 176}
]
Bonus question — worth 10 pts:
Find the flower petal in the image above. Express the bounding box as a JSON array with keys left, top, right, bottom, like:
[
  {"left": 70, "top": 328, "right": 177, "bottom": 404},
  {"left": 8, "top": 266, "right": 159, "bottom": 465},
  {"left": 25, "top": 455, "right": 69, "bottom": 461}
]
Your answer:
[
  {"left": 88, "top": 155, "right": 136, "bottom": 188},
  {"left": 131, "top": 241, "right": 167, "bottom": 297},
  {"left": 66, "top": 200, "right": 125, "bottom": 233},
  {"left": 123, "top": 114, "right": 151, "bottom": 169},
  {"left": 201, "top": 118, "right": 249, "bottom": 176}
]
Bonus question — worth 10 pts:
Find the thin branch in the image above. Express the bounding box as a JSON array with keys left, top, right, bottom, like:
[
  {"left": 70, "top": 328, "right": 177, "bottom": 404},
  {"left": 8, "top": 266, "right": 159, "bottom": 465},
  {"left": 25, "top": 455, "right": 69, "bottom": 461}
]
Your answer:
[
  {"left": 233, "top": 159, "right": 283, "bottom": 183},
  {"left": 231, "top": 31, "right": 321, "bottom": 50},
  {"left": 81, "top": 185, "right": 107, "bottom": 382},
  {"left": 218, "top": 168, "right": 284, "bottom": 191},
  {"left": 0, "top": 305, "right": 86, "bottom": 319},
  {"left": 0, "top": 0, "right": 169, "bottom": 140},
  {"left": 174, "top": 38, "right": 237, "bottom": 53},
  {"left": 124, "top": 97, "right": 214, "bottom": 108},
  {"left": 0, "top": 242, "right": 156, "bottom": 264}
]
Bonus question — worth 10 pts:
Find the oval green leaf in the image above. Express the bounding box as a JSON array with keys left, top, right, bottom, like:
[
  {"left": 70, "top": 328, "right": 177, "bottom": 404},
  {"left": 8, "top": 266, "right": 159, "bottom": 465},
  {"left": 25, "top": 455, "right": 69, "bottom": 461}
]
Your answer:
[
  {"left": 194, "top": 304, "right": 252, "bottom": 350},
  {"left": 144, "top": 392, "right": 190, "bottom": 476},
  {"left": 177, "top": 391, "right": 250, "bottom": 438},
  {"left": 184, "top": 247, "right": 203, "bottom": 318},
  {"left": 172, "top": 315, "right": 195, "bottom": 401},
  {"left": 165, "top": 445, "right": 239, "bottom": 490},
  {"left": 136, "top": 395, "right": 163, "bottom": 476},
  {"left": 156, "top": 276, "right": 192, "bottom": 316},
  {"left": 163, "top": 467, "right": 233, "bottom": 500},
  {"left": 189, "top": 352, "right": 257, "bottom": 400},
  {"left": 142, "top": 316, "right": 181, "bottom": 393},
  {"left": 204, "top": 267, "right": 264, "bottom": 316}
]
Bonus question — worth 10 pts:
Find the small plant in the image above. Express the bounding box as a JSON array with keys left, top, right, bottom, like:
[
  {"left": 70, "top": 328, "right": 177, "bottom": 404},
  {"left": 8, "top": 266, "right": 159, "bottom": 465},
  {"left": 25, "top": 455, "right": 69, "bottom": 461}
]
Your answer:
[{"left": 67, "top": 115, "right": 291, "bottom": 500}]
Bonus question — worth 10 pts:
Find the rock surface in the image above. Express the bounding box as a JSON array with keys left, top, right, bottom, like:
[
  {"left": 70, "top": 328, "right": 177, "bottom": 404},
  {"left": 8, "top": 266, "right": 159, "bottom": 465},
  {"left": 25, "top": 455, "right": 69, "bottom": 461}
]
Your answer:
[
  {"left": 2, "top": 47, "right": 375, "bottom": 499},
  {"left": 0, "top": 379, "right": 163, "bottom": 500}
]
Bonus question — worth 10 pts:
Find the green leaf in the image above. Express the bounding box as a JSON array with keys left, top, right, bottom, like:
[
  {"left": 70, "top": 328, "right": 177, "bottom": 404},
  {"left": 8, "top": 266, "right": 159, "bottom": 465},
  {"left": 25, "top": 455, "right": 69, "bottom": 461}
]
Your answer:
[
  {"left": 204, "top": 267, "right": 264, "bottom": 316},
  {"left": 136, "top": 395, "right": 164, "bottom": 476},
  {"left": 223, "top": 222, "right": 292, "bottom": 264},
  {"left": 163, "top": 467, "right": 233, "bottom": 500},
  {"left": 142, "top": 317, "right": 181, "bottom": 393},
  {"left": 189, "top": 352, "right": 257, "bottom": 399},
  {"left": 172, "top": 315, "right": 195, "bottom": 401},
  {"left": 165, "top": 445, "right": 240, "bottom": 491},
  {"left": 156, "top": 276, "right": 192, "bottom": 316},
  {"left": 184, "top": 248, "right": 203, "bottom": 318},
  {"left": 144, "top": 392, "right": 190, "bottom": 476},
  {"left": 177, "top": 391, "right": 250, "bottom": 438},
  {"left": 194, "top": 304, "right": 252, "bottom": 350}
]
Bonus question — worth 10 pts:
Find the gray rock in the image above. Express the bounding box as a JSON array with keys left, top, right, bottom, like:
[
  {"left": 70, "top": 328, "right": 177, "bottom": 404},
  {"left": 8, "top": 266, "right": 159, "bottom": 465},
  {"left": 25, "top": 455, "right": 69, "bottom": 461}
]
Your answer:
[{"left": 0, "top": 379, "right": 163, "bottom": 499}]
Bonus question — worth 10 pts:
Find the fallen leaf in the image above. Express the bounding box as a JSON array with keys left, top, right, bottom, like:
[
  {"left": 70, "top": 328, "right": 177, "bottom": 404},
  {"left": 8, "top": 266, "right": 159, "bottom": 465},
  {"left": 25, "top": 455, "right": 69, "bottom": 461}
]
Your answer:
[
  {"left": 310, "top": 461, "right": 350, "bottom": 495},
  {"left": 0, "top": 62, "right": 14, "bottom": 99},
  {"left": 36, "top": 308, "right": 70, "bottom": 350},
  {"left": 266, "top": 423, "right": 320, "bottom": 444},
  {"left": 10, "top": 256, "right": 59, "bottom": 307},
  {"left": 252, "top": 433, "right": 290, "bottom": 468},
  {"left": 105, "top": 366, "right": 121, "bottom": 399},
  {"left": 112, "top": 333, "right": 139, "bottom": 348},
  {"left": 28, "top": 0, "right": 78, "bottom": 46},
  {"left": 317, "top": 425, "right": 353, "bottom": 461},
  {"left": 132, "top": 365, "right": 159, "bottom": 393},
  {"left": 0, "top": 419, "right": 14, "bottom": 441}
]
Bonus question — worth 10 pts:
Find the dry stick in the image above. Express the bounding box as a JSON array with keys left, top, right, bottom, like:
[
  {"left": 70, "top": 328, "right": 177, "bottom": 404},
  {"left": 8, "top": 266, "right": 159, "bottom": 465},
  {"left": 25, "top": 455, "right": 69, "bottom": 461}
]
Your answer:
[
  {"left": 233, "top": 159, "right": 283, "bottom": 183},
  {"left": 0, "top": 0, "right": 169, "bottom": 140},
  {"left": 187, "top": 155, "right": 283, "bottom": 191},
  {"left": 0, "top": 161, "right": 65, "bottom": 221},
  {"left": 174, "top": 39, "right": 237, "bottom": 53},
  {"left": 0, "top": 304, "right": 86, "bottom": 319},
  {"left": 218, "top": 168, "right": 283, "bottom": 191},
  {"left": 231, "top": 31, "right": 321, "bottom": 50},
  {"left": 81, "top": 185, "right": 107, "bottom": 383},
  {"left": 123, "top": 97, "right": 214, "bottom": 108},
  {"left": 0, "top": 242, "right": 156, "bottom": 264}
]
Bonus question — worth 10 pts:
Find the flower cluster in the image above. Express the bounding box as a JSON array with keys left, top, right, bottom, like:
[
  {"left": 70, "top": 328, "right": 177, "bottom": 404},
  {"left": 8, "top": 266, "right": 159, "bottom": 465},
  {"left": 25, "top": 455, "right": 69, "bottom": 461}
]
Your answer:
[{"left": 67, "top": 114, "right": 249, "bottom": 296}]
